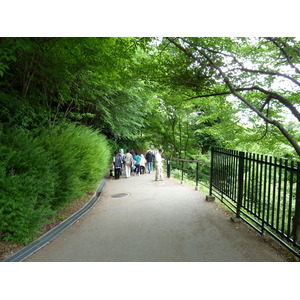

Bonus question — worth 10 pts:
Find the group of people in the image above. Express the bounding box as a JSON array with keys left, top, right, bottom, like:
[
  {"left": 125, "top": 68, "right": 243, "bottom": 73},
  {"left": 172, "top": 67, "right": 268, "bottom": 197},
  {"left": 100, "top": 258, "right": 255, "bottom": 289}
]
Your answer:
[{"left": 112, "top": 149, "right": 165, "bottom": 181}]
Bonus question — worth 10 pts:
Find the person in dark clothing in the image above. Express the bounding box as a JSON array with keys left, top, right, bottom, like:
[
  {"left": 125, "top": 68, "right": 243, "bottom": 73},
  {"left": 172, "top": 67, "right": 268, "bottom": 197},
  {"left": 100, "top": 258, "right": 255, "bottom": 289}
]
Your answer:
[
  {"left": 145, "top": 150, "right": 155, "bottom": 173},
  {"left": 113, "top": 150, "right": 122, "bottom": 179}
]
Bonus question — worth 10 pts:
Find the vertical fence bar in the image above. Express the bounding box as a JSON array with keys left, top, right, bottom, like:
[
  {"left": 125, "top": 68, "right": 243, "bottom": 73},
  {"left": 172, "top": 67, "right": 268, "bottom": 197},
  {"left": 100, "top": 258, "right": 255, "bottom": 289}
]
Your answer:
[
  {"left": 181, "top": 160, "right": 184, "bottom": 184},
  {"left": 222, "top": 150, "right": 226, "bottom": 196},
  {"left": 228, "top": 150, "right": 231, "bottom": 198},
  {"left": 223, "top": 150, "right": 227, "bottom": 196},
  {"left": 219, "top": 150, "right": 223, "bottom": 195},
  {"left": 220, "top": 150, "right": 224, "bottom": 194},
  {"left": 267, "top": 156, "right": 272, "bottom": 225},
  {"left": 287, "top": 161, "right": 294, "bottom": 239},
  {"left": 167, "top": 159, "right": 171, "bottom": 178},
  {"left": 276, "top": 158, "right": 283, "bottom": 231},
  {"left": 251, "top": 153, "right": 255, "bottom": 212},
  {"left": 233, "top": 151, "right": 238, "bottom": 201},
  {"left": 209, "top": 148, "right": 214, "bottom": 196},
  {"left": 246, "top": 153, "right": 252, "bottom": 211},
  {"left": 227, "top": 150, "right": 231, "bottom": 197},
  {"left": 271, "top": 157, "right": 277, "bottom": 228},
  {"left": 229, "top": 150, "right": 234, "bottom": 200},
  {"left": 226, "top": 150, "right": 229, "bottom": 197},
  {"left": 261, "top": 155, "right": 268, "bottom": 234},
  {"left": 215, "top": 150, "right": 219, "bottom": 194},
  {"left": 243, "top": 152, "right": 248, "bottom": 209},
  {"left": 236, "top": 151, "right": 245, "bottom": 218},
  {"left": 254, "top": 154, "right": 259, "bottom": 215},
  {"left": 218, "top": 150, "right": 221, "bottom": 193},
  {"left": 195, "top": 162, "right": 199, "bottom": 190},
  {"left": 293, "top": 162, "right": 300, "bottom": 244},
  {"left": 258, "top": 155, "right": 263, "bottom": 219},
  {"left": 281, "top": 159, "right": 288, "bottom": 235}
]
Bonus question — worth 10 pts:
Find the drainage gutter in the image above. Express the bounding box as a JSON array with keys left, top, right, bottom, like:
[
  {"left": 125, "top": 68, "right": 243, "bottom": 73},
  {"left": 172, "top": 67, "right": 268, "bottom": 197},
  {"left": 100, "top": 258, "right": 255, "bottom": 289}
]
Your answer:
[{"left": 3, "top": 178, "right": 107, "bottom": 262}]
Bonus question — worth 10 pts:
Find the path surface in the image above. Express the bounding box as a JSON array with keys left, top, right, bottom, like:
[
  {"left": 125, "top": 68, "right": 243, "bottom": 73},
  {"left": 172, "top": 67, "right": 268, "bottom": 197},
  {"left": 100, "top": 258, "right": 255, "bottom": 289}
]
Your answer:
[{"left": 26, "top": 173, "right": 288, "bottom": 262}]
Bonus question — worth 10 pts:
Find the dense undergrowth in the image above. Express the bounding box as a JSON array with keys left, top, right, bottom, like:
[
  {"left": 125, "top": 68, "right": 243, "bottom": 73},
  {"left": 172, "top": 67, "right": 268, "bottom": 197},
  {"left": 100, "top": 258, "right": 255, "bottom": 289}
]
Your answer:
[{"left": 0, "top": 123, "right": 110, "bottom": 244}]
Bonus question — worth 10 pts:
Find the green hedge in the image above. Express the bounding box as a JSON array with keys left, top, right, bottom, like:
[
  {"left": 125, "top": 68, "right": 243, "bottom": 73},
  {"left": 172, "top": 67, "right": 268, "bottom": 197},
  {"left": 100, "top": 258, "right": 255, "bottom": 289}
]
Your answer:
[
  {"left": 38, "top": 123, "right": 111, "bottom": 208},
  {"left": 0, "top": 123, "right": 110, "bottom": 244}
]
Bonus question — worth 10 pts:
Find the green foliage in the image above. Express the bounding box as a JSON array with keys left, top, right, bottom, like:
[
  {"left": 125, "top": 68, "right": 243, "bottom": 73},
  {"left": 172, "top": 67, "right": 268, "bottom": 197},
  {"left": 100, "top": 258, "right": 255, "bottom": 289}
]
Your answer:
[
  {"left": 36, "top": 123, "right": 111, "bottom": 208},
  {"left": 0, "top": 123, "right": 111, "bottom": 243},
  {"left": 0, "top": 92, "right": 49, "bottom": 131},
  {"left": 1, "top": 36, "right": 300, "bottom": 244},
  {"left": 0, "top": 128, "right": 56, "bottom": 243}
]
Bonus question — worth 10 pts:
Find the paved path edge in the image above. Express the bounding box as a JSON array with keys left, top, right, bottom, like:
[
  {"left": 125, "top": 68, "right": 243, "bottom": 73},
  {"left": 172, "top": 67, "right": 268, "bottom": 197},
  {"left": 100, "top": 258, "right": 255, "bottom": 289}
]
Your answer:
[{"left": 3, "top": 178, "right": 107, "bottom": 262}]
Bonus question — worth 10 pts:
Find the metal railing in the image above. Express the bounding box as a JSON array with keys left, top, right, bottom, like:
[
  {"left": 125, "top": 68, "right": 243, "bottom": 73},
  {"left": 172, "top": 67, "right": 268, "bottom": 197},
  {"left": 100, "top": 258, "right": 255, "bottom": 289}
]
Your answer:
[
  {"left": 210, "top": 148, "right": 300, "bottom": 258},
  {"left": 166, "top": 149, "right": 300, "bottom": 258},
  {"left": 166, "top": 158, "right": 210, "bottom": 190}
]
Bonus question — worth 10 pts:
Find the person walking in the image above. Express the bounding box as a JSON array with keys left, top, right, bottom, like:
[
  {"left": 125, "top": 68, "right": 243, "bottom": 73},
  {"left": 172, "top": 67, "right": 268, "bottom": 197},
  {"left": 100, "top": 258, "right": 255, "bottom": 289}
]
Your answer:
[
  {"left": 133, "top": 151, "right": 141, "bottom": 176},
  {"left": 140, "top": 154, "right": 146, "bottom": 174},
  {"left": 123, "top": 149, "right": 133, "bottom": 178},
  {"left": 113, "top": 150, "right": 122, "bottom": 179},
  {"left": 119, "top": 149, "right": 125, "bottom": 175},
  {"left": 145, "top": 150, "right": 154, "bottom": 173},
  {"left": 155, "top": 149, "right": 164, "bottom": 181},
  {"left": 130, "top": 150, "right": 136, "bottom": 174}
]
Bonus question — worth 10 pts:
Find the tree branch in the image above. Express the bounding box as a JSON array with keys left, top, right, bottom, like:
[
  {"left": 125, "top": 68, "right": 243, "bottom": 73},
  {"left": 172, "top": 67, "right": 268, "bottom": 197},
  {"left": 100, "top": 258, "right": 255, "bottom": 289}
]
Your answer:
[
  {"left": 168, "top": 37, "right": 300, "bottom": 157},
  {"left": 267, "top": 37, "right": 300, "bottom": 75},
  {"left": 238, "top": 67, "right": 300, "bottom": 87},
  {"left": 188, "top": 38, "right": 300, "bottom": 87},
  {"left": 183, "top": 86, "right": 300, "bottom": 122}
]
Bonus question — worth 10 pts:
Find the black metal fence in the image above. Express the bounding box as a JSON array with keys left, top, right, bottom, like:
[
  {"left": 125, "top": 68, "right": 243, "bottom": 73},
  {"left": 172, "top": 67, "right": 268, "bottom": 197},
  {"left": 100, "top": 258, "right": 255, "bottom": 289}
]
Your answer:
[
  {"left": 210, "top": 148, "right": 300, "bottom": 258},
  {"left": 166, "top": 149, "right": 300, "bottom": 258},
  {"left": 166, "top": 158, "right": 210, "bottom": 190}
]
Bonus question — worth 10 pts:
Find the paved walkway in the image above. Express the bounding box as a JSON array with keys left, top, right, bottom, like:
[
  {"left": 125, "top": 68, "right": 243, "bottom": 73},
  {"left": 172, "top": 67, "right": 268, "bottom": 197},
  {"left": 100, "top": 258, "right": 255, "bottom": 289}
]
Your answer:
[{"left": 26, "top": 172, "right": 289, "bottom": 262}]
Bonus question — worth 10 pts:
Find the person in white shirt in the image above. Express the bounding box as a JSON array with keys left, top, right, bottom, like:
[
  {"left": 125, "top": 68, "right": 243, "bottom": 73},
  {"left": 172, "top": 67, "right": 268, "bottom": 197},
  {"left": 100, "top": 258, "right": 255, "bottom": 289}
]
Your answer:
[
  {"left": 155, "top": 149, "right": 164, "bottom": 181},
  {"left": 140, "top": 154, "right": 146, "bottom": 174},
  {"left": 123, "top": 149, "right": 133, "bottom": 178}
]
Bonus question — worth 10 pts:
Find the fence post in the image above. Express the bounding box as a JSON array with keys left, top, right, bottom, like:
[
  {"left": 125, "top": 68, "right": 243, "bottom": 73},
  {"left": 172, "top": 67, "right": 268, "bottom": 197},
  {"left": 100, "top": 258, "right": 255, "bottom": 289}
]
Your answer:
[
  {"left": 167, "top": 159, "right": 171, "bottom": 178},
  {"left": 236, "top": 151, "right": 245, "bottom": 219},
  {"left": 209, "top": 148, "right": 214, "bottom": 196},
  {"left": 293, "top": 162, "right": 300, "bottom": 244},
  {"left": 181, "top": 160, "right": 184, "bottom": 184},
  {"left": 195, "top": 162, "right": 199, "bottom": 190},
  {"left": 206, "top": 148, "right": 215, "bottom": 202}
]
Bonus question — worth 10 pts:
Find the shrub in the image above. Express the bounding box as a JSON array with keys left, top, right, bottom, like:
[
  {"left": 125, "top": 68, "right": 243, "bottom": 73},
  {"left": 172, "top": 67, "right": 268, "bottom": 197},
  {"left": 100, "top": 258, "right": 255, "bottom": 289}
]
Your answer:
[
  {"left": 0, "top": 123, "right": 111, "bottom": 243},
  {"left": 0, "top": 128, "right": 57, "bottom": 243},
  {"left": 36, "top": 123, "right": 111, "bottom": 208}
]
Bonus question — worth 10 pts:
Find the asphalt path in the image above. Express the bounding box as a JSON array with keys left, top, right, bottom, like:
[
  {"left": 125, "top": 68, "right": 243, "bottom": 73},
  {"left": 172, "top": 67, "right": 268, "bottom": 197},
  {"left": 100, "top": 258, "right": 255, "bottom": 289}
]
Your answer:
[{"left": 25, "top": 172, "right": 288, "bottom": 262}]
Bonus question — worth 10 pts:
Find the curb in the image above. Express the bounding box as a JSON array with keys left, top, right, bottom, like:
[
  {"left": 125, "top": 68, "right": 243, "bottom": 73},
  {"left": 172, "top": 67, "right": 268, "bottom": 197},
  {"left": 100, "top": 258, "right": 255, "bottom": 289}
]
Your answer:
[{"left": 3, "top": 178, "right": 107, "bottom": 262}]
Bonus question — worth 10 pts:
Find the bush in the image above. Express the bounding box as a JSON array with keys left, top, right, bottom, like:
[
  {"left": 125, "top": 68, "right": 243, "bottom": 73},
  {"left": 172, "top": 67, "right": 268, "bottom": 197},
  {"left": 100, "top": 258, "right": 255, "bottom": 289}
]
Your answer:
[
  {"left": 37, "top": 123, "right": 111, "bottom": 208},
  {"left": 0, "top": 123, "right": 111, "bottom": 243},
  {"left": 0, "top": 128, "right": 57, "bottom": 243}
]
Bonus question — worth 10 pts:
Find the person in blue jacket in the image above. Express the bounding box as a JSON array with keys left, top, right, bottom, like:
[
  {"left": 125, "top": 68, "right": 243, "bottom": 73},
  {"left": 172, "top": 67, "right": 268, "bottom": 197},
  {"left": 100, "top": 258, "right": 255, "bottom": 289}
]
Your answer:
[{"left": 133, "top": 151, "right": 141, "bottom": 176}]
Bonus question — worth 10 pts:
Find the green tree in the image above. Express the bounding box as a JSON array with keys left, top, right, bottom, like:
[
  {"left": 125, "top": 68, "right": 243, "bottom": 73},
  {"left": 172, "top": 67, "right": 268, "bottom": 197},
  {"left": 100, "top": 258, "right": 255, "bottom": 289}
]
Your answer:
[
  {"left": 165, "top": 37, "right": 300, "bottom": 157},
  {"left": 135, "top": 38, "right": 245, "bottom": 158},
  {"left": 0, "top": 37, "right": 150, "bottom": 143}
]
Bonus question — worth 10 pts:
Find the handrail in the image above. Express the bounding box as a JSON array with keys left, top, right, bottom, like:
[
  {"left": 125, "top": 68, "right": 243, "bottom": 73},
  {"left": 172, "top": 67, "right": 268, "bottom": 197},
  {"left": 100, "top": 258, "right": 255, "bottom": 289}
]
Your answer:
[
  {"left": 169, "top": 157, "right": 210, "bottom": 165},
  {"left": 167, "top": 158, "right": 210, "bottom": 190}
]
